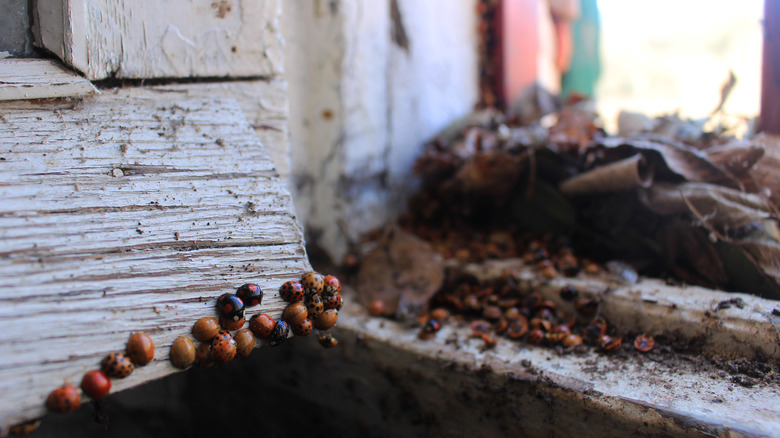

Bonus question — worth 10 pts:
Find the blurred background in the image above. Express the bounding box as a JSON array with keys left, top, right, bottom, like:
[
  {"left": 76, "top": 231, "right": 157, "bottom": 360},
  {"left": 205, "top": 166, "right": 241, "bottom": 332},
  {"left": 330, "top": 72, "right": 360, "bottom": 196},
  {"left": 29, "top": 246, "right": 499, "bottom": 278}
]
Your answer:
[{"left": 596, "top": 0, "right": 762, "bottom": 133}]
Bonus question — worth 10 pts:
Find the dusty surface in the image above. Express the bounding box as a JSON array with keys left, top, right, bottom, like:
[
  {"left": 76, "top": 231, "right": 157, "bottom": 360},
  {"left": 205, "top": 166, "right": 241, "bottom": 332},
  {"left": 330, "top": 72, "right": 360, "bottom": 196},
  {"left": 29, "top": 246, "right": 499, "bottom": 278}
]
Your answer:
[
  {"left": 16, "top": 296, "right": 780, "bottom": 437},
  {"left": 0, "top": 92, "right": 307, "bottom": 430}
]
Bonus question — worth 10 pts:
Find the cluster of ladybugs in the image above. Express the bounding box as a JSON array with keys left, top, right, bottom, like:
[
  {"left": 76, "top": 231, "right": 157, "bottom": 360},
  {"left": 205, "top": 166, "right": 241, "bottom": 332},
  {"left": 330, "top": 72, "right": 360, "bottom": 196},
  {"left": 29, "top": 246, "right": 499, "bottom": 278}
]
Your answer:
[
  {"left": 45, "top": 333, "right": 155, "bottom": 414},
  {"left": 395, "top": 273, "right": 657, "bottom": 356},
  {"left": 168, "top": 271, "right": 343, "bottom": 370},
  {"left": 43, "top": 271, "right": 343, "bottom": 417}
]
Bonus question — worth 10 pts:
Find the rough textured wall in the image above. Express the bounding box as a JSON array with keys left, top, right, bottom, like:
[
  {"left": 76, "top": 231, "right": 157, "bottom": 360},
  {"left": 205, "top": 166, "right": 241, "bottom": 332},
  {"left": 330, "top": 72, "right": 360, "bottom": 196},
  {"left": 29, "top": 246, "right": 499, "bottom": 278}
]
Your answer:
[{"left": 282, "top": 0, "right": 479, "bottom": 262}]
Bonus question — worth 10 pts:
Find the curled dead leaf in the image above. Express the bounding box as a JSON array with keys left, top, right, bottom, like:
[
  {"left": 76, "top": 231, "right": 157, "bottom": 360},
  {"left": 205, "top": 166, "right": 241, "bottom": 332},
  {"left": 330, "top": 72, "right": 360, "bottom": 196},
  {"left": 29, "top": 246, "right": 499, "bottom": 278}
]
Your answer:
[
  {"left": 356, "top": 228, "right": 444, "bottom": 320},
  {"left": 600, "top": 137, "right": 739, "bottom": 188}
]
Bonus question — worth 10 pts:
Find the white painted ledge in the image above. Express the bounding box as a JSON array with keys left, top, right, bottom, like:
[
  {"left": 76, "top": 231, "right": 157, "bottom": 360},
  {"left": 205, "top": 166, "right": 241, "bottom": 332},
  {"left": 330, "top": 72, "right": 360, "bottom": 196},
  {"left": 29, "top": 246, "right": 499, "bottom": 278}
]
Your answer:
[
  {"left": 0, "top": 59, "right": 98, "bottom": 101},
  {"left": 32, "top": 0, "right": 283, "bottom": 80}
]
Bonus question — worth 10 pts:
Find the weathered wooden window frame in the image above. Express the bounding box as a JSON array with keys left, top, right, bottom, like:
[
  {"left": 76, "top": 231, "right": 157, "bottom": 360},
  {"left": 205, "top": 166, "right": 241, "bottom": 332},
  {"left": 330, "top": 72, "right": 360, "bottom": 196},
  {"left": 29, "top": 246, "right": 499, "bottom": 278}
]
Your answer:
[
  {"left": 0, "top": 0, "right": 304, "bottom": 431},
  {"left": 1, "top": 1, "right": 778, "bottom": 436}
]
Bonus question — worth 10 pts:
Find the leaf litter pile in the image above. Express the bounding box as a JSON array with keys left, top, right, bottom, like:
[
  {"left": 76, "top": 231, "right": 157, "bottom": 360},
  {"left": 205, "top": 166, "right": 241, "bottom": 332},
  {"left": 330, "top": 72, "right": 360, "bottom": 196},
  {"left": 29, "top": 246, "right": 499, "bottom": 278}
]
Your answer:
[{"left": 352, "top": 91, "right": 780, "bottom": 374}]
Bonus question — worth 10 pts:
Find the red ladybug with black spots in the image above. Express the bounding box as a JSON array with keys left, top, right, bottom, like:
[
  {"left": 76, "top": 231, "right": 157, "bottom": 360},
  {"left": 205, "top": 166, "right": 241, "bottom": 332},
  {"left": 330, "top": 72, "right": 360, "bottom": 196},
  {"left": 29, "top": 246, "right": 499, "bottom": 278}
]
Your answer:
[
  {"left": 323, "top": 293, "right": 343, "bottom": 311},
  {"left": 46, "top": 384, "right": 81, "bottom": 414},
  {"left": 279, "top": 281, "right": 305, "bottom": 303},
  {"left": 322, "top": 275, "right": 341, "bottom": 296}
]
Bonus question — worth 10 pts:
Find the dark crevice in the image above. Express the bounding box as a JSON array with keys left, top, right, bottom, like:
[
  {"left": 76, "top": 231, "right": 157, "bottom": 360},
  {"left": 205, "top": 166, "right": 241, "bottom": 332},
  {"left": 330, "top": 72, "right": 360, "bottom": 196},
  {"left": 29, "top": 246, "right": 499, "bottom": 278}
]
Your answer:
[{"left": 91, "top": 74, "right": 280, "bottom": 90}]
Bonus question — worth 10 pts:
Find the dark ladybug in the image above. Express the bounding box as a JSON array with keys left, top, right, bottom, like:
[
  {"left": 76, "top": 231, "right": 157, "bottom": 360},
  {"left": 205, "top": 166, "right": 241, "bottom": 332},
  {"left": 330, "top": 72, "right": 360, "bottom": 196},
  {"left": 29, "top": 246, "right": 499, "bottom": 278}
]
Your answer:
[
  {"left": 418, "top": 319, "right": 441, "bottom": 340},
  {"left": 269, "top": 320, "right": 289, "bottom": 346},
  {"left": 216, "top": 293, "right": 245, "bottom": 321},
  {"left": 236, "top": 283, "right": 263, "bottom": 307}
]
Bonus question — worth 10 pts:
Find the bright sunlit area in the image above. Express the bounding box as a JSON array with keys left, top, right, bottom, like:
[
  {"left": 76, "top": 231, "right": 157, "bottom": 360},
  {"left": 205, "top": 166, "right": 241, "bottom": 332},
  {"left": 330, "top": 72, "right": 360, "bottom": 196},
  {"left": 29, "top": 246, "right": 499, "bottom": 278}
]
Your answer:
[{"left": 596, "top": 0, "right": 764, "bottom": 134}]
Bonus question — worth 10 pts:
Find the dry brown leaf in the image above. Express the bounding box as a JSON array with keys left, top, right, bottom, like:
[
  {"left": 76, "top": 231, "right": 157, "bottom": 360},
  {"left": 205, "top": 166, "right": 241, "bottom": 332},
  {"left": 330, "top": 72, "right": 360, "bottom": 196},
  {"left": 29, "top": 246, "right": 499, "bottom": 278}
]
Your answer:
[
  {"left": 600, "top": 137, "right": 739, "bottom": 188},
  {"left": 661, "top": 222, "right": 728, "bottom": 288},
  {"left": 640, "top": 182, "right": 775, "bottom": 230},
  {"left": 559, "top": 154, "right": 653, "bottom": 195},
  {"left": 705, "top": 140, "right": 764, "bottom": 177},
  {"left": 733, "top": 239, "right": 780, "bottom": 295},
  {"left": 445, "top": 151, "right": 525, "bottom": 200},
  {"left": 356, "top": 227, "right": 444, "bottom": 320},
  {"left": 749, "top": 133, "right": 780, "bottom": 209}
]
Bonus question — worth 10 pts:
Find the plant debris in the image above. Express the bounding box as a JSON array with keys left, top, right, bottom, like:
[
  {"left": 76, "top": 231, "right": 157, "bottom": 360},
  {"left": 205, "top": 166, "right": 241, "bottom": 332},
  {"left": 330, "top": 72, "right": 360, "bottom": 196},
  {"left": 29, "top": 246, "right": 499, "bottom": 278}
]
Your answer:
[{"left": 381, "top": 96, "right": 780, "bottom": 300}]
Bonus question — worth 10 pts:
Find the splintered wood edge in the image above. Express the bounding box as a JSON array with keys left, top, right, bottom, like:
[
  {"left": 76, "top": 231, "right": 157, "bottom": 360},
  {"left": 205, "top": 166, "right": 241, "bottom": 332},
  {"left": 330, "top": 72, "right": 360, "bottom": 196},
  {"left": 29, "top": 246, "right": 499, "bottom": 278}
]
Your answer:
[
  {"left": 0, "top": 91, "right": 308, "bottom": 430},
  {"left": 0, "top": 59, "right": 98, "bottom": 101}
]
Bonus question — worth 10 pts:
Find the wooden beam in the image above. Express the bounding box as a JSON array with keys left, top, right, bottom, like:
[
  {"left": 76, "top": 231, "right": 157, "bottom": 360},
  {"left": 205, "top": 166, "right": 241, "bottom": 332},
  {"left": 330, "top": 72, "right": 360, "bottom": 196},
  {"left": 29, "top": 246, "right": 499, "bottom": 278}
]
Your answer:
[
  {"left": 32, "top": 0, "right": 284, "bottom": 80},
  {"left": 0, "top": 91, "right": 307, "bottom": 429},
  {"left": 120, "top": 79, "right": 291, "bottom": 182},
  {"left": 0, "top": 59, "right": 98, "bottom": 101}
]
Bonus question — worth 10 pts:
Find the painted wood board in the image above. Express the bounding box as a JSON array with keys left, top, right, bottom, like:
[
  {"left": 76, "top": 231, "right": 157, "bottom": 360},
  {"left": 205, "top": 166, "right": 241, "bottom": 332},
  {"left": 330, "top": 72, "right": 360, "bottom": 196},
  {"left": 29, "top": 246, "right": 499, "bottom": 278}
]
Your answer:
[
  {"left": 33, "top": 0, "right": 283, "bottom": 80},
  {"left": 0, "top": 59, "right": 98, "bottom": 101},
  {"left": 119, "top": 78, "right": 291, "bottom": 182},
  {"left": 0, "top": 91, "right": 308, "bottom": 430}
]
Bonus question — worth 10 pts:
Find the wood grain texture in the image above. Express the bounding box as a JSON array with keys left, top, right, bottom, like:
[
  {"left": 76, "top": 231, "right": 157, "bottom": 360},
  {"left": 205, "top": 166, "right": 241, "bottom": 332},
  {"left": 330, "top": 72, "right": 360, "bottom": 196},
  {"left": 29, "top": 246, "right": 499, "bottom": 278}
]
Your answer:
[
  {"left": 34, "top": 0, "right": 283, "bottom": 80},
  {"left": 120, "top": 79, "right": 291, "bottom": 182},
  {"left": 0, "top": 91, "right": 307, "bottom": 430},
  {"left": 0, "top": 59, "right": 98, "bottom": 101}
]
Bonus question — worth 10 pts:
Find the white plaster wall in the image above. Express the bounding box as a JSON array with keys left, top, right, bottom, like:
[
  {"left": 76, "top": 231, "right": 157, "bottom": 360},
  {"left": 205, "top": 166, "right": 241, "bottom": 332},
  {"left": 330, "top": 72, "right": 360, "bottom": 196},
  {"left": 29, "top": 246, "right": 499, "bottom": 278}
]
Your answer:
[{"left": 282, "top": 0, "right": 479, "bottom": 262}]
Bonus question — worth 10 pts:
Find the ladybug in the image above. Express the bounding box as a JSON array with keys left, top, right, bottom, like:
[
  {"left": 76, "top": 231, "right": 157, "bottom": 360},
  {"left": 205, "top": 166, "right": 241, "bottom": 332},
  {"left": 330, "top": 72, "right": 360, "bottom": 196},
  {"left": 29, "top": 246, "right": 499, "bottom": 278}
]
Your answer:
[
  {"left": 214, "top": 330, "right": 232, "bottom": 342},
  {"left": 170, "top": 336, "right": 196, "bottom": 369},
  {"left": 322, "top": 293, "right": 343, "bottom": 311},
  {"left": 634, "top": 334, "right": 655, "bottom": 353},
  {"left": 45, "top": 384, "right": 81, "bottom": 414},
  {"left": 506, "top": 316, "right": 529, "bottom": 339},
  {"left": 210, "top": 331, "right": 237, "bottom": 363},
  {"left": 417, "top": 319, "right": 440, "bottom": 340},
  {"left": 236, "top": 283, "right": 263, "bottom": 307},
  {"left": 8, "top": 419, "right": 41, "bottom": 435},
  {"left": 269, "top": 320, "right": 289, "bottom": 346},
  {"left": 216, "top": 293, "right": 245, "bottom": 321},
  {"left": 599, "top": 335, "right": 622, "bottom": 352},
  {"left": 81, "top": 370, "right": 111, "bottom": 399},
  {"left": 234, "top": 329, "right": 255, "bottom": 358},
  {"left": 322, "top": 275, "right": 341, "bottom": 296},
  {"left": 101, "top": 352, "right": 134, "bottom": 378},
  {"left": 317, "top": 332, "right": 339, "bottom": 348},
  {"left": 192, "top": 316, "right": 220, "bottom": 342},
  {"left": 125, "top": 332, "right": 154, "bottom": 366},
  {"left": 195, "top": 342, "right": 214, "bottom": 368},
  {"left": 292, "top": 318, "right": 313, "bottom": 336},
  {"left": 300, "top": 271, "right": 324, "bottom": 295},
  {"left": 368, "top": 299, "right": 385, "bottom": 316},
  {"left": 219, "top": 315, "right": 245, "bottom": 331},
  {"left": 279, "top": 281, "right": 305, "bottom": 303},
  {"left": 559, "top": 285, "right": 579, "bottom": 301},
  {"left": 249, "top": 313, "right": 275, "bottom": 339},
  {"left": 304, "top": 293, "right": 325, "bottom": 320},
  {"left": 313, "top": 309, "right": 338, "bottom": 330},
  {"left": 282, "top": 302, "right": 308, "bottom": 326}
]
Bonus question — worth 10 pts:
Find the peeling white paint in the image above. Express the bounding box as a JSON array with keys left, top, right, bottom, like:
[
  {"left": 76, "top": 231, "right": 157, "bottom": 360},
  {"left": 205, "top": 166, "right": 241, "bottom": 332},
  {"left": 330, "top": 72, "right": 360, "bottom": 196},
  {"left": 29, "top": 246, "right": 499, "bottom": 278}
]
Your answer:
[
  {"left": 282, "top": 0, "right": 479, "bottom": 261},
  {"left": 34, "top": 0, "right": 283, "bottom": 80}
]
